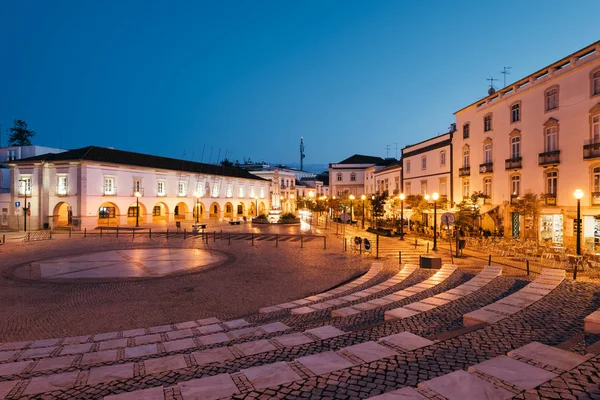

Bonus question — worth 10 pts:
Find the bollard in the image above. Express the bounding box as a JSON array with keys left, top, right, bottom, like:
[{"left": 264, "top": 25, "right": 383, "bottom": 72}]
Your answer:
[
  {"left": 149, "top": 228, "right": 152, "bottom": 238},
  {"left": 2, "top": 234, "right": 4, "bottom": 243},
  {"left": 84, "top": 228, "right": 86, "bottom": 238},
  {"left": 573, "top": 261, "right": 578, "bottom": 281},
  {"left": 414, "top": 238, "right": 417, "bottom": 249},
  {"left": 376, "top": 234, "right": 379, "bottom": 259},
  {"left": 132, "top": 229, "right": 135, "bottom": 241},
  {"left": 323, "top": 236, "right": 326, "bottom": 250},
  {"left": 488, "top": 255, "right": 492, "bottom": 266},
  {"left": 49, "top": 231, "right": 52, "bottom": 240},
  {"left": 344, "top": 238, "right": 347, "bottom": 252},
  {"left": 229, "top": 233, "right": 231, "bottom": 245},
  {"left": 276, "top": 234, "right": 278, "bottom": 247},
  {"left": 69, "top": 228, "right": 71, "bottom": 238},
  {"left": 427, "top": 242, "right": 429, "bottom": 253},
  {"left": 116, "top": 227, "right": 119, "bottom": 238},
  {"left": 213, "top": 231, "right": 216, "bottom": 242},
  {"left": 399, "top": 251, "right": 401, "bottom": 265},
  {"left": 526, "top": 260, "right": 530, "bottom": 275},
  {"left": 184, "top": 229, "right": 187, "bottom": 240},
  {"left": 301, "top": 235, "right": 304, "bottom": 248},
  {"left": 419, "top": 254, "right": 422, "bottom": 266},
  {"left": 252, "top": 233, "right": 254, "bottom": 246},
  {"left": 220, "top": 230, "right": 223, "bottom": 239}
]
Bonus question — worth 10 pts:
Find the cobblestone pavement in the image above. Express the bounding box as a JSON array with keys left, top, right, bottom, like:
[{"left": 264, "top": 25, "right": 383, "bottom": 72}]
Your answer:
[{"left": 0, "top": 226, "right": 598, "bottom": 399}]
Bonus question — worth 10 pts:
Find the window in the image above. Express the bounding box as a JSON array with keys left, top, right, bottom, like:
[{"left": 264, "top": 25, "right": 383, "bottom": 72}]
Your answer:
[
  {"left": 545, "top": 87, "right": 559, "bottom": 111},
  {"left": 462, "top": 180, "right": 470, "bottom": 198},
  {"left": 484, "top": 114, "right": 493, "bottom": 132},
  {"left": 439, "top": 178, "right": 447, "bottom": 196},
  {"left": 177, "top": 181, "right": 186, "bottom": 196},
  {"left": 511, "top": 102, "right": 521, "bottom": 123},
  {"left": 483, "top": 142, "right": 492, "bottom": 163},
  {"left": 226, "top": 184, "right": 233, "bottom": 198},
  {"left": 421, "top": 156, "right": 427, "bottom": 170},
  {"left": 593, "top": 70, "right": 600, "bottom": 96},
  {"left": 211, "top": 183, "right": 220, "bottom": 197},
  {"left": 197, "top": 181, "right": 206, "bottom": 197},
  {"left": 483, "top": 177, "right": 492, "bottom": 198},
  {"left": 546, "top": 170, "right": 558, "bottom": 195},
  {"left": 239, "top": 186, "right": 245, "bottom": 198},
  {"left": 157, "top": 181, "right": 165, "bottom": 196},
  {"left": 153, "top": 206, "right": 161, "bottom": 216},
  {"left": 593, "top": 114, "right": 600, "bottom": 143},
  {"left": 593, "top": 167, "right": 600, "bottom": 193},
  {"left": 420, "top": 181, "right": 427, "bottom": 195},
  {"left": 127, "top": 206, "right": 139, "bottom": 217},
  {"left": 57, "top": 176, "right": 68, "bottom": 195},
  {"left": 250, "top": 187, "right": 255, "bottom": 198},
  {"left": 405, "top": 182, "right": 411, "bottom": 195},
  {"left": 463, "top": 148, "right": 470, "bottom": 168},
  {"left": 463, "top": 123, "right": 470, "bottom": 139},
  {"left": 545, "top": 126, "right": 558, "bottom": 152},
  {"left": 226, "top": 204, "right": 232, "bottom": 213},
  {"left": 99, "top": 206, "right": 115, "bottom": 218},
  {"left": 19, "top": 176, "right": 32, "bottom": 195},
  {"left": 510, "top": 135, "right": 521, "bottom": 158},
  {"left": 260, "top": 187, "right": 265, "bottom": 198},
  {"left": 103, "top": 177, "right": 115, "bottom": 195},
  {"left": 336, "top": 173, "right": 342, "bottom": 182},
  {"left": 133, "top": 179, "right": 142, "bottom": 193},
  {"left": 440, "top": 150, "right": 446, "bottom": 166},
  {"left": 511, "top": 175, "right": 520, "bottom": 196},
  {"left": 406, "top": 160, "right": 411, "bottom": 173},
  {"left": 350, "top": 173, "right": 356, "bottom": 181}
]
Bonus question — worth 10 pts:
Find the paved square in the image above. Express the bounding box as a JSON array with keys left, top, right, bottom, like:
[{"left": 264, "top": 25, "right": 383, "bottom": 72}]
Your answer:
[
  {"left": 178, "top": 374, "right": 239, "bottom": 400},
  {"left": 193, "top": 347, "right": 235, "bottom": 366},
  {"left": 420, "top": 370, "right": 513, "bottom": 400},
  {"left": 234, "top": 339, "right": 277, "bottom": 356},
  {"left": 105, "top": 386, "right": 165, "bottom": 400},
  {"left": 87, "top": 363, "right": 135, "bottom": 385},
  {"left": 469, "top": 355, "right": 556, "bottom": 390},
  {"left": 296, "top": 351, "right": 355, "bottom": 375},
  {"left": 23, "top": 371, "right": 79, "bottom": 395},
  {"left": 242, "top": 361, "right": 301, "bottom": 390},
  {"left": 305, "top": 325, "right": 345, "bottom": 340},
  {"left": 342, "top": 341, "right": 398, "bottom": 363},
  {"left": 144, "top": 354, "right": 187, "bottom": 375}
]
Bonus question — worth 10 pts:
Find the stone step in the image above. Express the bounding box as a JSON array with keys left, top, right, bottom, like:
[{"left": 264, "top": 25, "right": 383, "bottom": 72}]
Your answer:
[{"left": 584, "top": 309, "right": 600, "bottom": 334}]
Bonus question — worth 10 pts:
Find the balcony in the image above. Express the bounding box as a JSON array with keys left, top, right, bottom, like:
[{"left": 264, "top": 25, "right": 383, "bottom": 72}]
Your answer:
[
  {"left": 545, "top": 193, "right": 557, "bottom": 205},
  {"left": 56, "top": 185, "right": 69, "bottom": 196},
  {"left": 583, "top": 140, "right": 600, "bottom": 159},
  {"left": 459, "top": 167, "right": 470, "bottom": 177},
  {"left": 505, "top": 157, "right": 522, "bottom": 170},
  {"left": 538, "top": 150, "right": 560, "bottom": 166},
  {"left": 592, "top": 192, "right": 600, "bottom": 205},
  {"left": 479, "top": 162, "right": 493, "bottom": 174},
  {"left": 510, "top": 194, "right": 520, "bottom": 205}
]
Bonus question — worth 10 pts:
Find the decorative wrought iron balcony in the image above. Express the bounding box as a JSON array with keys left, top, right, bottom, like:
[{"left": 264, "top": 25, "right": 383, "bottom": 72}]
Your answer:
[
  {"left": 479, "top": 162, "right": 493, "bottom": 173},
  {"left": 510, "top": 194, "right": 520, "bottom": 205},
  {"left": 505, "top": 157, "right": 522, "bottom": 170},
  {"left": 583, "top": 141, "right": 600, "bottom": 159},
  {"left": 538, "top": 150, "right": 560, "bottom": 166},
  {"left": 459, "top": 167, "right": 470, "bottom": 177},
  {"left": 545, "top": 193, "right": 557, "bottom": 205}
]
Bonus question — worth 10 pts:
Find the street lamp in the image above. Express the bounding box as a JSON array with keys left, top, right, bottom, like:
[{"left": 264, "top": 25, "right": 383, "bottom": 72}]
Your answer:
[
  {"left": 574, "top": 189, "right": 583, "bottom": 262},
  {"left": 134, "top": 191, "right": 141, "bottom": 227},
  {"left": 371, "top": 195, "right": 375, "bottom": 228},
  {"left": 361, "top": 194, "right": 366, "bottom": 229},
  {"left": 432, "top": 192, "right": 439, "bottom": 251},
  {"left": 194, "top": 191, "right": 200, "bottom": 224},
  {"left": 18, "top": 179, "right": 29, "bottom": 232},
  {"left": 399, "top": 193, "right": 405, "bottom": 240},
  {"left": 255, "top": 196, "right": 259, "bottom": 218},
  {"left": 349, "top": 194, "right": 355, "bottom": 222}
]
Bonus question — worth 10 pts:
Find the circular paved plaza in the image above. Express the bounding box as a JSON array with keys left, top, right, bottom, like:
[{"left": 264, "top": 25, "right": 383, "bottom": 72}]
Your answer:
[{"left": 0, "top": 230, "right": 598, "bottom": 399}]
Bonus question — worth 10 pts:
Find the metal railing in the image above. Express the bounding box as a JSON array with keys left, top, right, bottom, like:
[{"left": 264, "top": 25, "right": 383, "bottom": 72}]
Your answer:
[
  {"left": 505, "top": 157, "right": 522, "bottom": 170},
  {"left": 538, "top": 150, "right": 560, "bottom": 165}
]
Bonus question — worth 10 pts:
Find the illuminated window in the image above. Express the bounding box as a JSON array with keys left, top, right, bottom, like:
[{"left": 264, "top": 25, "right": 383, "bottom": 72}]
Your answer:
[
  {"left": 103, "top": 177, "right": 115, "bottom": 195},
  {"left": 157, "top": 181, "right": 165, "bottom": 196},
  {"left": 57, "top": 176, "right": 68, "bottom": 195},
  {"left": 99, "top": 206, "right": 115, "bottom": 218}
]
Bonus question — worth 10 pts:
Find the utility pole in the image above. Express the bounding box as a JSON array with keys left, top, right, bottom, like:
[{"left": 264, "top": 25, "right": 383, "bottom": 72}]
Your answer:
[{"left": 300, "top": 137, "right": 305, "bottom": 171}]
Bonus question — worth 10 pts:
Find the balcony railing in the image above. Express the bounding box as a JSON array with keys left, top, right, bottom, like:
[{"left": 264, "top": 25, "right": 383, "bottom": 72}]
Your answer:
[
  {"left": 56, "top": 185, "right": 68, "bottom": 196},
  {"left": 583, "top": 140, "right": 600, "bottom": 159},
  {"left": 479, "top": 162, "right": 493, "bottom": 173},
  {"left": 538, "top": 150, "right": 560, "bottom": 166},
  {"left": 510, "top": 194, "right": 520, "bottom": 205},
  {"left": 545, "top": 193, "right": 557, "bottom": 205},
  {"left": 459, "top": 166, "right": 470, "bottom": 177},
  {"left": 505, "top": 157, "right": 522, "bottom": 170},
  {"left": 592, "top": 192, "right": 600, "bottom": 205}
]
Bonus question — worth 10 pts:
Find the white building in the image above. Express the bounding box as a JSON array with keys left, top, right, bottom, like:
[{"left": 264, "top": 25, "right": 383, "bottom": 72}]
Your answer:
[
  {"left": 8, "top": 146, "right": 270, "bottom": 231},
  {"left": 329, "top": 154, "right": 386, "bottom": 198},
  {"left": 453, "top": 40, "right": 600, "bottom": 247},
  {"left": 247, "top": 168, "right": 297, "bottom": 214},
  {"left": 370, "top": 161, "right": 401, "bottom": 196},
  {"left": 402, "top": 132, "right": 453, "bottom": 204}
]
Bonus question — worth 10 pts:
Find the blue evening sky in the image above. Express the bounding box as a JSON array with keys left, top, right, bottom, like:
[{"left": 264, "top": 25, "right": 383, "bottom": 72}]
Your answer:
[{"left": 1, "top": 1, "right": 598, "bottom": 167}]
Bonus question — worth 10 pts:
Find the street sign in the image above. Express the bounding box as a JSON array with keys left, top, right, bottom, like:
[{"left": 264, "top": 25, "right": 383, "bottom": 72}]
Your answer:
[
  {"left": 15, "top": 206, "right": 21, "bottom": 215},
  {"left": 14, "top": 201, "right": 20, "bottom": 207},
  {"left": 441, "top": 213, "right": 455, "bottom": 225},
  {"left": 340, "top": 212, "right": 350, "bottom": 223}
]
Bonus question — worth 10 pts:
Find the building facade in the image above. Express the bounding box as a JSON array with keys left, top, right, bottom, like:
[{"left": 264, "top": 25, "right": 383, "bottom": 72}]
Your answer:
[
  {"left": 402, "top": 132, "right": 453, "bottom": 204},
  {"left": 8, "top": 146, "right": 270, "bottom": 231},
  {"left": 329, "top": 154, "right": 386, "bottom": 198},
  {"left": 453, "top": 40, "right": 600, "bottom": 247}
]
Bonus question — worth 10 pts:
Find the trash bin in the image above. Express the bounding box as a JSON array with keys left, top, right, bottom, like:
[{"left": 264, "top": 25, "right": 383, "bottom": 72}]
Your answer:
[{"left": 459, "top": 239, "right": 466, "bottom": 250}]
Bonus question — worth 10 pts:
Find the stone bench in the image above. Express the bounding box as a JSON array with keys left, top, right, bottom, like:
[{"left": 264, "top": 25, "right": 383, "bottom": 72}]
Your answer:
[{"left": 463, "top": 268, "right": 565, "bottom": 327}]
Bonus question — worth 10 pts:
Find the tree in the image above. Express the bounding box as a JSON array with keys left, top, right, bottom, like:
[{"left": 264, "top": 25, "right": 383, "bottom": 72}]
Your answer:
[
  {"left": 220, "top": 158, "right": 233, "bottom": 167},
  {"left": 370, "top": 192, "right": 387, "bottom": 228},
  {"left": 8, "top": 120, "right": 36, "bottom": 146},
  {"left": 511, "top": 193, "right": 544, "bottom": 242}
]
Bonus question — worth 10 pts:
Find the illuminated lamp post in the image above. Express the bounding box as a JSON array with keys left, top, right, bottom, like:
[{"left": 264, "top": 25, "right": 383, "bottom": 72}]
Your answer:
[
  {"left": 361, "top": 194, "right": 366, "bottom": 229},
  {"left": 432, "top": 192, "right": 439, "bottom": 251},
  {"left": 399, "top": 193, "right": 405, "bottom": 240},
  {"left": 134, "top": 191, "right": 141, "bottom": 227},
  {"left": 349, "top": 194, "right": 355, "bottom": 222},
  {"left": 194, "top": 191, "right": 200, "bottom": 224},
  {"left": 574, "top": 189, "right": 584, "bottom": 280}
]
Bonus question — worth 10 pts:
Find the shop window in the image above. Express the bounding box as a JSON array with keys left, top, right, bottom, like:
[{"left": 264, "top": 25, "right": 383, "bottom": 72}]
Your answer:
[
  {"left": 540, "top": 214, "right": 563, "bottom": 244},
  {"left": 99, "top": 207, "right": 115, "bottom": 218},
  {"left": 127, "top": 206, "right": 139, "bottom": 217},
  {"left": 153, "top": 206, "right": 161, "bottom": 216}
]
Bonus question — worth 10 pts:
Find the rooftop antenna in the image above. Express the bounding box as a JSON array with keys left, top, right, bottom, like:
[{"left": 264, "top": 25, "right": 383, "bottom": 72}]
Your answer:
[
  {"left": 393, "top": 142, "right": 398, "bottom": 159},
  {"left": 486, "top": 75, "right": 498, "bottom": 95},
  {"left": 300, "top": 137, "right": 305, "bottom": 171},
  {"left": 500, "top": 66, "right": 512, "bottom": 87},
  {"left": 385, "top": 144, "right": 391, "bottom": 158}
]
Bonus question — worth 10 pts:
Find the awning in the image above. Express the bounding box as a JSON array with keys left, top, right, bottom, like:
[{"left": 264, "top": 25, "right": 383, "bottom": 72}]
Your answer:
[{"left": 479, "top": 205, "right": 499, "bottom": 215}]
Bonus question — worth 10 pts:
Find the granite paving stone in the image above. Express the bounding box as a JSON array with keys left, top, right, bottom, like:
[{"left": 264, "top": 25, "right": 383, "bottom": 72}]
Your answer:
[
  {"left": 122, "top": 328, "right": 146, "bottom": 338},
  {"left": 296, "top": 351, "right": 355, "bottom": 375},
  {"left": 178, "top": 374, "right": 239, "bottom": 400},
  {"left": 469, "top": 355, "right": 557, "bottom": 390},
  {"left": 30, "top": 338, "right": 61, "bottom": 348},
  {"left": 305, "top": 325, "right": 345, "bottom": 340},
  {"left": 242, "top": 361, "right": 302, "bottom": 390},
  {"left": 192, "top": 347, "right": 236, "bottom": 366},
  {"left": 0, "top": 351, "right": 16, "bottom": 363},
  {"left": 420, "top": 370, "right": 513, "bottom": 400},
  {"left": 0, "top": 360, "right": 31, "bottom": 376},
  {"left": 104, "top": 386, "right": 165, "bottom": 400},
  {"left": 134, "top": 334, "right": 162, "bottom": 346},
  {"left": 22, "top": 371, "right": 79, "bottom": 395},
  {"left": 508, "top": 342, "right": 590, "bottom": 371},
  {"left": 60, "top": 342, "right": 94, "bottom": 355},
  {"left": 199, "top": 332, "right": 230, "bottom": 345},
  {"left": 19, "top": 346, "right": 56, "bottom": 359},
  {"left": 0, "top": 381, "right": 18, "bottom": 400},
  {"left": 81, "top": 349, "right": 119, "bottom": 365},
  {"left": 87, "top": 363, "right": 135, "bottom": 385},
  {"left": 163, "top": 338, "right": 197, "bottom": 352},
  {"left": 234, "top": 339, "right": 277, "bottom": 356},
  {"left": 99, "top": 338, "right": 129, "bottom": 350},
  {"left": 124, "top": 344, "right": 159, "bottom": 359},
  {"left": 273, "top": 333, "right": 314, "bottom": 347},
  {"left": 196, "top": 324, "right": 223, "bottom": 334},
  {"left": 33, "top": 355, "right": 77, "bottom": 372},
  {"left": 144, "top": 354, "right": 187, "bottom": 375},
  {"left": 342, "top": 341, "right": 398, "bottom": 363}
]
